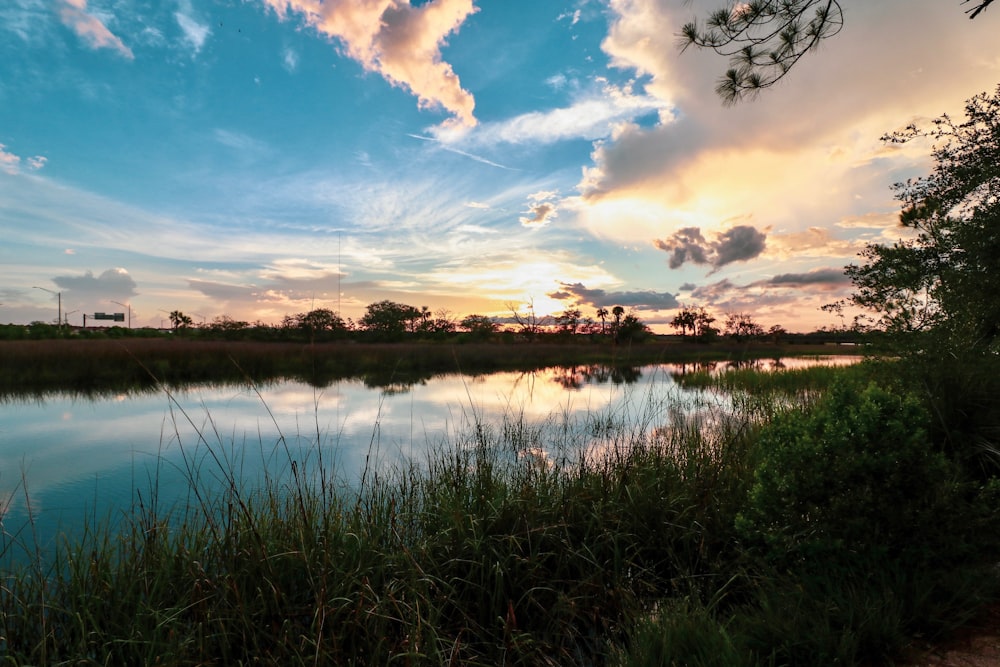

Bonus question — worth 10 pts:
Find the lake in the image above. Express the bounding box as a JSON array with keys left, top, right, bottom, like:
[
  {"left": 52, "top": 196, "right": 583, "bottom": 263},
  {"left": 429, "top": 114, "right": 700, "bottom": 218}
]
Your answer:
[{"left": 0, "top": 356, "right": 858, "bottom": 559}]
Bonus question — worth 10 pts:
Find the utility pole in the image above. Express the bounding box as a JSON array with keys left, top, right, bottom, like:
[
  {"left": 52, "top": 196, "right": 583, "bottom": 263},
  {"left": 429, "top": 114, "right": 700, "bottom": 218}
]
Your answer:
[
  {"left": 111, "top": 300, "right": 132, "bottom": 328},
  {"left": 33, "top": 286, "right": 61, "bottom": 329}
]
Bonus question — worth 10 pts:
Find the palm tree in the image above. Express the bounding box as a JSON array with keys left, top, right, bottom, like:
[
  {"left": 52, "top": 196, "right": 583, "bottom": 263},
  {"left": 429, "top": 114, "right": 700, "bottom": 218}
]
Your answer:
[
  {"left": 596, "top": 307, "right": 609, "bottom": 334},
  {"left": 169, "top": 310, "right": 193, "bottom": 330},
  {"left": 611, "top": 305, "right": 624, "bottom": 329}
]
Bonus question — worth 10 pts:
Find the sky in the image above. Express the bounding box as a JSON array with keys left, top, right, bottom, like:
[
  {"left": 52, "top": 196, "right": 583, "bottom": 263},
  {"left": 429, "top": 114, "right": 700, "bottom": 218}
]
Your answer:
[{"left": 1, "top": 0, "right": 998, "bottom": 333}]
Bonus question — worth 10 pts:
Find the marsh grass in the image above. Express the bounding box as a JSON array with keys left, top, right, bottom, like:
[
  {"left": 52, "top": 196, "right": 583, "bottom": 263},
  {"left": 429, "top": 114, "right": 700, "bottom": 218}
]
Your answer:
[{"left": 1, "top": 363, "right": 997, "bottom": 665}]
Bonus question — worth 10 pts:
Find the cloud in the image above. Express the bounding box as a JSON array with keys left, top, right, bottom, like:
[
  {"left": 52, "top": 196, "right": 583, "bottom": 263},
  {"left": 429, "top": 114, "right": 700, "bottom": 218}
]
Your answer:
[
  {"left": 261, "top": 0, "right": 478, "bottom": 126},
  {"left": 57, "top": 0, "right": 134, "bottom": 59},
  {"left": 520, "top": 202, "right": 557, "bottom": 228},
  {"left": 430, "top": 81, "right": 667, "bottom": 147},
  {"left": 52, "top": 267, "right": 138, "bottom": 300},
  {"left": 654, "top": 225, "right": 766, "bottom": 271},
  {"left": 175, "top": 0, "right": 211, "bottom": 56},
  {"left": 0, "top": 145, "right": 21, "bottom": 175},
  {"left": 0, "top": 143, "right": 46, "bottom": 175},
  {"left": 760, "top": 268, "right": 850, "bottom": 287},
  {"left": 548, "top": 281, "right": 679, "bottom": 311},
  {"left": 282, "top": 46, "right": 299, "bottom": 72},
  {"left": 519, "top": 191, "right": 560, "bottom": 228}
]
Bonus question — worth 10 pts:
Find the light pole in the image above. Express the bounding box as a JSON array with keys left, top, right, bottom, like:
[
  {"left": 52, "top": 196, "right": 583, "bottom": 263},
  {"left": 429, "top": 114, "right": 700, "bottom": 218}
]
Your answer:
[
  {"left": 32, "top": 286, "right": 61, "bottom": 329},
  {"left": 64, "top": 309, "right": 79, "bottom": 327},
  {"left": 111, "top": 300, "right": 132, "bottom": 328}
]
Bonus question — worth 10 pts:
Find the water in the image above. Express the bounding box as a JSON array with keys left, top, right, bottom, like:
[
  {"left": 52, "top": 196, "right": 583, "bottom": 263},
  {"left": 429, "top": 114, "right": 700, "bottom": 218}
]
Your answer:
[{"left": 0, "top": 357, "right": 857, "bottom": 557}]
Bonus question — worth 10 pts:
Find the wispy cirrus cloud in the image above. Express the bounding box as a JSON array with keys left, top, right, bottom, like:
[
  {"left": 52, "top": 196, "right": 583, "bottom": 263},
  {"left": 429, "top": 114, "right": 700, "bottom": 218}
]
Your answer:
[
  {"left": 431, "top": 81, "right": 667, "bottom": 147},
  {"left": 57, "top": 0, "right": 134, "bottom": 59},
  {"left": 175, "top": 0, "right": 211, "bottom": 56},
  {"left": 261, "top": 0, "right": 478, "bottom": 126}
]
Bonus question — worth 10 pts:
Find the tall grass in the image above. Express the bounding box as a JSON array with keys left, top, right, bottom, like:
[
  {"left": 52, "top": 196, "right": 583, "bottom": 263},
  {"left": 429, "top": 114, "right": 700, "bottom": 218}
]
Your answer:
[{"left": 1, "top": 364, "right": 996, "bottom": 665}]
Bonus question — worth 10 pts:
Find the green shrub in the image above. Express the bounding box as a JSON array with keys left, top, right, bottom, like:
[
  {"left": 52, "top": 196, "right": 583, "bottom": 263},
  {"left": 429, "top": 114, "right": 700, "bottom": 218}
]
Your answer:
[{"left": 737, "top": 380, "right": 963, "bottom": 569}]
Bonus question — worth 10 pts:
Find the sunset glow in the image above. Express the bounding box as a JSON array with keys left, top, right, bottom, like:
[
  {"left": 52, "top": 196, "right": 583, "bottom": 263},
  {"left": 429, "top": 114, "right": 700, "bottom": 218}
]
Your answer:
[{"left": 2, "top": 0, "right": 997, "bottom": 332}]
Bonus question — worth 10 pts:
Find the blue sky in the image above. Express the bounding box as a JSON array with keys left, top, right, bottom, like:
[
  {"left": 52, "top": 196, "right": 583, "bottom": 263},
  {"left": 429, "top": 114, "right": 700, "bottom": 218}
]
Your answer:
[{"left": 2, "top": 0, "right": 998, "bottom": 331}]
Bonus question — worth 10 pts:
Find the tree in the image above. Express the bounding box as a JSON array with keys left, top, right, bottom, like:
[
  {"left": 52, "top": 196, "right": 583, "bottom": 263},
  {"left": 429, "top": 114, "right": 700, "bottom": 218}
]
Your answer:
[
  {"left": 284, "top": 308, "right": 348, "bottom": 341},
  {"left": 507, "top": 299, "right": 550, "bottom": 338},
  {"left": 611, "top": 305, "right": 625, "bottom": 334},
  {"left": 596, "top": 307, "right": 609, "bottom": 334},
  {"left": 460, "top": 314, "right": 497, "bottom": 340},
  {"left": 169, "top": 310, "right": 193, "bottom": 330},
  {"left": 725, "top": 312, "right": 765, "bottom": 341},
  {"left": 554, "top": 308, "right": 582, "bottom": 336},
  {"left": 616, "top": 311, "right": 652, "bottom": 343},
  {"left": 671, "top": 307, "right": 700, "bottom": 337},
  {"left": 846, "top": 84, "right": 1000, "bottom": 470},
  {"left": 359, "top": 300, "right": 420, "bottom": 340},
  {"left": 846, "top": 84, "right": 1000, "bottom": 353},
  {"left": 681, "top": 1, "right": 994, "bottom": 105}
]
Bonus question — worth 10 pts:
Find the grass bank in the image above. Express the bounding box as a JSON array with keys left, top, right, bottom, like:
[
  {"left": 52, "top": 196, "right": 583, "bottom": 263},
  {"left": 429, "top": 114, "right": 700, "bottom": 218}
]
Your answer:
[
  {"left": 2, "top": 363, "right": 995, "bottom": 665},
  {"left": 0, "top": 337, "right": 859, "bottom": 397}
]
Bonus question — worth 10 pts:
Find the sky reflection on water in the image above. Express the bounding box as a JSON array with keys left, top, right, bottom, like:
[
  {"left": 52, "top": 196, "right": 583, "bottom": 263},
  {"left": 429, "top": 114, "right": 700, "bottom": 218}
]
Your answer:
[{"left": 1, "top": 357, "right": 858, "bottom": 556}]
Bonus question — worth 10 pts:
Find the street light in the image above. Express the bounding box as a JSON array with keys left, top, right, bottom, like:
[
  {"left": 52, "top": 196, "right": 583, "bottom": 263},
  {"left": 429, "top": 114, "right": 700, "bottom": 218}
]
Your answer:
[
  {"left": 111, "top": 300, "right": 132, "bottom": 328},
  {"left": 32, "top": 286, "right": 61, "bottom": 328},
  {"left": 64, "top": 309, "right": 79, "bottom": 327}
]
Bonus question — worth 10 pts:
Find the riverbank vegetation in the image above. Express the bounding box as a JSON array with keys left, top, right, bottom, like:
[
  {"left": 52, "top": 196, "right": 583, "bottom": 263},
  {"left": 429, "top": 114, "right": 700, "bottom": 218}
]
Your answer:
[
  {"left": 0, "top": 336, "right": 860, "bottom": 397},
  {"left": 1, "top": 361, "right": 997, "bottom": 665}
]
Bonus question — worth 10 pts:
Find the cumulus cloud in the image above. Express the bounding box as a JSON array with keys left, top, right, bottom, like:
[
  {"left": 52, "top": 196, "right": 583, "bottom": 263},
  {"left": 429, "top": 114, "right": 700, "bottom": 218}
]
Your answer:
[
  {"left": 548, "top": 281, "right": 679, "bottom": 311},
  {"left": 655, "top": 225, "right": 766, "bottom": 271},
  {"left": 52, "top": 268, "right": 138, "bottom": 300},
  {"left": 520, "top": 202, "right": 557, "bottom": 228},
  {"left": 57, "top": 0, "right": 134, "bottom": 59},
  {"left": 175, "top": 0, "right": 211, "bottom": 56},
  {"left": 519, "top": 191, "right": 559, "bottom": 228},
  {"left": 262, "top": 0, "right": 478, "bottom": 126}
]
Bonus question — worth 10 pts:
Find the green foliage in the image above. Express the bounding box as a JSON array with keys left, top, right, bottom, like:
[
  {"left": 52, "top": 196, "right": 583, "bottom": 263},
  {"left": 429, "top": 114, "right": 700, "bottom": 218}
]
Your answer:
[
  {"left": 614, "top": 599, "right": 748, "bottom": 667},
  {"left": 849, "top": 85, "right": 1000, "bottom": 355},
  {"left": 737, "top": 381, "right": 967, "bottom": 568},
  {"left": 847, "top": 85, "right": 1000, "bottom": 477},
  {"left": 615, "top": 313, "right": 651, "bottom": 343}
]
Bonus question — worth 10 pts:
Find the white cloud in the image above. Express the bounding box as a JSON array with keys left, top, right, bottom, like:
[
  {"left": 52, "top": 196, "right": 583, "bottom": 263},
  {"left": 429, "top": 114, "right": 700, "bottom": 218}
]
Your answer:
[
  {"left": 0, "top": 143, "right": 46, "bottom": 175},
  {"left": 571, "top": 0, "right": 1000, "bottom": 256},
  {"left": 261, "top": 0, "right": 478, "bottom": 126},
  {"left": 282, "top": 46, "right": 299, "bottom": 72},
  {"left": 56, "top": 0, "right": 134, "bottom": 59},
  {"left": 431, "top": 81, "right": 667, "bottom": 147},
  {"left": 175, "top": 0, "right": 211, "bottom": 56}
]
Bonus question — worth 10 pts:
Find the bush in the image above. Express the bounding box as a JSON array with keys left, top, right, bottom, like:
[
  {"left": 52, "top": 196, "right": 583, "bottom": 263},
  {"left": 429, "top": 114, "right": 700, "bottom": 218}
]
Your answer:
[{"left": 737, "top": 380, "right": 966, "bottom": 569}]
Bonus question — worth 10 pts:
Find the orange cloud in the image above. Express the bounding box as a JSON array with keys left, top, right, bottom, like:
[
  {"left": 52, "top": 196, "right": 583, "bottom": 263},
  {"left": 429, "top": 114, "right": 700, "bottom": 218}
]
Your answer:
[
  {"left": 57, "top": 0, "right": 134, "bottom": 59},
  {"left": 262, "top": 0, "right": 477, "bottom": 126}
]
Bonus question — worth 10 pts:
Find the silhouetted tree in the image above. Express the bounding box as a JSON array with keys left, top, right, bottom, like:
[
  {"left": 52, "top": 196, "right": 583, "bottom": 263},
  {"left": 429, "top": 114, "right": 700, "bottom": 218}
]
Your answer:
[
  {"left": 682, "top": 0, "right": 993, "bottom": 104},
  {"left": 169, "top": 310, "right": 193, "bottom": 331},
  {"left": 671, "top": 307, "right": 700, "bottom": 337},
  {"left": 725, "top": 312, "right": 765, "bottom": 341},
  {"left": 359, "top": 300, "right": 420, "bottom": 341},
  {"left": 460, "top": 314, "right": 497, "bottom": 340},
  {"left": 596, "top": 307, "right": 609, "bottom": 334}
]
